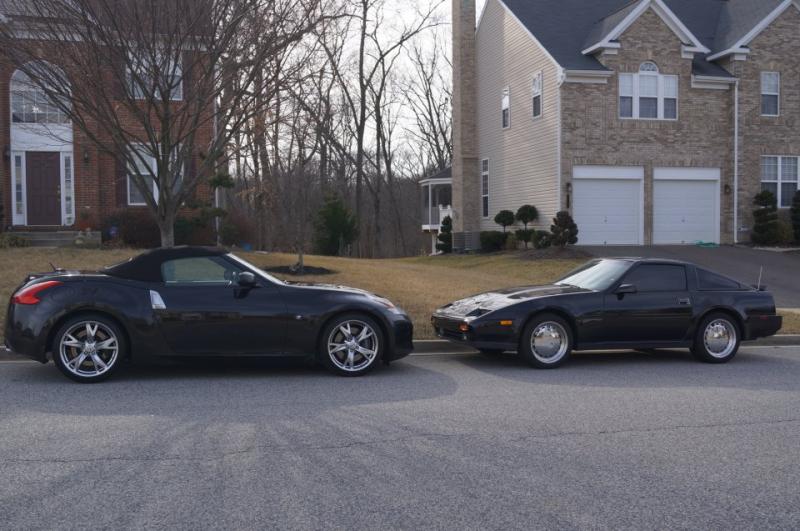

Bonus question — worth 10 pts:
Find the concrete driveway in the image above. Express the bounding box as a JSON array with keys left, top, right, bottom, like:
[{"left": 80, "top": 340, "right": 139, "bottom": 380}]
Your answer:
[{"left": 583, "top": 245, "right": 800, "bottom": 307}]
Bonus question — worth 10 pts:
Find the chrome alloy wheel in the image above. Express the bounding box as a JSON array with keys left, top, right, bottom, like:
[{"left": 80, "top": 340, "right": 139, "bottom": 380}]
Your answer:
[
  {"left": 530, "top": 321, "right": 569, "bottom": 364},
  {"left": 327, "top": 320, "right": 379, "bottom": 373},
  {"left": 703, "top": 319, "right": 737, "bottom": 359},
  {"left": 59, "top": 321, "right": 119, "bottom": 378}
]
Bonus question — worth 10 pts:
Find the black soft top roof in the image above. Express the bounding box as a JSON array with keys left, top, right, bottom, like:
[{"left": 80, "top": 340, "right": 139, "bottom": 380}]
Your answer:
[{"left": 104, "top": 246, "right": 228, "bottom": 282}]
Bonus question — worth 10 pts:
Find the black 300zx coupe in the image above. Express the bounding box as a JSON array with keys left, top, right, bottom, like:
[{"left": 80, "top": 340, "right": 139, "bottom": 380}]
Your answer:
[
  {"left": 5, "top": 247, "right": 413, "bottom": 382},
  {"left": 432, "top": 258, "right": 782, "bottom": 368}
]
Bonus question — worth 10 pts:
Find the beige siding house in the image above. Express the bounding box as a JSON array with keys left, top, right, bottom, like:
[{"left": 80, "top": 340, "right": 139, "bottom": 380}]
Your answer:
[{"left": 442, "top": 0, "right": 800, "bottom": 250}]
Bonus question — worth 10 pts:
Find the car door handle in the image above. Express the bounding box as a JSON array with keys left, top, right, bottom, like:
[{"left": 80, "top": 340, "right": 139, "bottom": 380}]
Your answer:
[{"left": 678, "top": 298, "right": 691, "bottom": 306}]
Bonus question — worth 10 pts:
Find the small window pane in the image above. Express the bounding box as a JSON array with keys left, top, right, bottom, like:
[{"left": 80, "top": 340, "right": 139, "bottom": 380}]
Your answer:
[
  {"left": 129, "top": 175, "right": 153, "bottom": 205},
  {"left": 639, "top": 62, "right": 658, "bottom": 73},
  {"left": 761, "top": 157, "right": 778, "bottom": 180},
  {"left": 502, "top": 109, "right": 509, "bottom": 128},
  {"left": 14, "top": 155, "right": 23, "bottom": 215},
  {"left": 481, "top": 174, "right": 489, "bottom": 195},
  {"left": 619, "top": 74, "right": 633, "bottom": 96},
  {"left": 639, "top": 75, "right": 657, "bottom": 97},
  {"left": 533, "top": 95, "right": 541, "bottom": 118},
  {"left": 663, "top": 75, "right": 678, "bottom": 98},
  {"left": 481, "top": 159, "right": 489, "bottom": 173},
  {"left": 762, "top": 95, "right": 779, "bottom": 116},
  {"left": 623, "top": 265, "right": 687, "bottom": 292},
  {"left": 781, "top": 157, "right": 798, "bottom": 181},
  {"left": 620, "top": 96, "right": 633, "bottom": 118},
  {"left": 482, "top": 196, "right": 489, "bottom": 218},
  {"left": 780, "top": 183, "right": 796, "bottom": 207},
  {"left": 161, "top": 257, "right": 240, "bottom": 284},
  {"left": 664, "top": 98, "right": 677, "bottom": 119},
  {"left": 639, "top": 97, "right": 657, "bottom": 118},
  {"left": 696, "top": 268, "right": 742, "bottom": 291},
  {"left": 761, "top": 181, "right": 778, "bottom": 198},
  {"left": 761, "top": 72, "right": 779, "bottom": 94}
]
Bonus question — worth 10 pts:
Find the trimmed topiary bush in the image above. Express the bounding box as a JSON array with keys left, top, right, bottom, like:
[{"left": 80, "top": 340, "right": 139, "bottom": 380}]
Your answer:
[
  {"left": 494, "top": 210, "right": 516, "bottom": 232},
  {"left": 515, "top": 229, "right": 534, "bottom": 249},
  {"left": 480, "top": 231, "right": 507, "bottom": 253},
  {"left": 791, "top": 190, "right": 800, "bottom": 244},
  {"left": 436, "top": 215, "right": 453, "bottom": 254},
  {"left": 751, "top": 190, "right": 779, "bottom": 246},
  {"left": 550, "top": 210, "right": 579, "bottom": 247},
  {"left": 533, "top": 230, "right": 552, "bottom": 249}
]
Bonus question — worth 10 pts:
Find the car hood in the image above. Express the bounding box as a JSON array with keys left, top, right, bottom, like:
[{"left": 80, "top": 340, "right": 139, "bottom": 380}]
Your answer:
[
  {"left": 435, "top": 284, "right": 589, "bottom": 319},
  {"left": 285, "top": 281, "right": 378, "bottom": 298}
]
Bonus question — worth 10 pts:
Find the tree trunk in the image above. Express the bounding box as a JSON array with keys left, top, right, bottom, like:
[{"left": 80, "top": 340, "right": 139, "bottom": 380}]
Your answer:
[{"left": 159, "top": 217, "right": 175, "bottom": 248}]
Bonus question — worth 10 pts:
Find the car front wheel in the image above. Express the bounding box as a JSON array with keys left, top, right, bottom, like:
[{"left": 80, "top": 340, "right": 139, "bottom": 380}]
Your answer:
[
  {"left": 692, "top": 313, "right": 740, "bottom": 363},
  {"left": 518, "top": 313, "right": 573, "bottom": 369},
  {"left": 320, "top": 314, "right": 384, "bottom": 376},
  {"left": 52, "top": 314, "right": 126, "bottom": 383}
]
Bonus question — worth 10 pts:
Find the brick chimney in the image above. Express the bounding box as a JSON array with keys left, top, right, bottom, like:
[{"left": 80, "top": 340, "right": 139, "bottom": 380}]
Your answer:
[{"left": 451, "top": 0, "right": 480, "bottom": 251}]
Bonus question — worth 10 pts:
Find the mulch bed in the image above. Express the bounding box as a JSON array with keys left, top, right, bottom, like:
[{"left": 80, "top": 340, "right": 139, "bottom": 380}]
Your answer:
[{"left": 264, "top": 265, "right": 336, "bottom": 276}]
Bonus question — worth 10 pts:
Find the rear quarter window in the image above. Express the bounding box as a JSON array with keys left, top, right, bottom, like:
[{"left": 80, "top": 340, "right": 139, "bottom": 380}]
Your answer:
[{"left": 695, "top": 268, "right": 743, "bottom": 291}]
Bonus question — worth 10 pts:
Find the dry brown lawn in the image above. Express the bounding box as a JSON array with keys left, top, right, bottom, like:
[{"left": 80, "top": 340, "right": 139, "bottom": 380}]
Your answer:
[{"left": 0, "top": 247, "right": 797, "bottom": 340}]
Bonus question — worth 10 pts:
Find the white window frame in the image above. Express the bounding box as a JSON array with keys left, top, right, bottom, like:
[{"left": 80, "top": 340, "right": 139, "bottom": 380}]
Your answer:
[
  {"left": 127, "top": 53, "right": 184, "bottom": 102},
  {"left": 501, "top": 88, "right": 510, "bottom": 129},
  {"left": 127, "top": 145, "right": 159, "bottom": 206},
  {"left": 532, "top": 72, "right": 543, "bottom": 119},
  {"left": 619, "top": 63, "right": 678, "bottom": 121},
  {"left": 481, "top": 159, "right": 489, "bottom": 218},
  {"left": 760, "top": 72, "right": 780, "bottom": 117},
  {"left": 761, "top": 155, "right": 799, "bottom": 209}
]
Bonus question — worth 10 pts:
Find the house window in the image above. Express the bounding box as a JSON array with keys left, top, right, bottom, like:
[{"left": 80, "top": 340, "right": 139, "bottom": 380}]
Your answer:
[
  {"left": 128, "top": 54, "right": 183, "bottom": 101},
  {"left": 761, "top": 156, "right": 799, "bottom": 208},
  {"left": 532, "top": 72, "right": 543, "bottom": 119},
  {"left": 10, "top": 69, "right": 69, "bottom": 124},
  {"left": 761, "top": 72, "right": 780, "bottom": 116},
  {"left": 501, "top": 88, "right": 510, "bottom": 129},
  {"left": 481, "top": 159, "right": 489, "bottom": 217},
  {"left": 128, "top": 146, "right": 158, "bottom": 206},
  {"left": 619, "top": 62, "right": 678, "bottom": 120}
]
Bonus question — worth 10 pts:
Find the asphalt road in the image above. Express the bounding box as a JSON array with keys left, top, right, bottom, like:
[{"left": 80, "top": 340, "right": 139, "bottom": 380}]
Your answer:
[{"left": 1, "top": 347, "right": 799, "bottom": 530}]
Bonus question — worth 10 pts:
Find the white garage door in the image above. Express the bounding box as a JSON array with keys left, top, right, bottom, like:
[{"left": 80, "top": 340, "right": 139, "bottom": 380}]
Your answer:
[
  {"left": 653, "top": 170, "right": 720, "bottom": 244},
  {"left": 573, "top": 176, "right": 642, "bottom": 245}
]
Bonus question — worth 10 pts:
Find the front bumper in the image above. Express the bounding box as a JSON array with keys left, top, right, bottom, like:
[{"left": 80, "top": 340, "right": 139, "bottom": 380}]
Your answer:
[
  {"left": 386, "top": 313, "right": 414, "bottom": 360},
  {"left": 431, "top": 314, "right": 517, "bottom": 351},
  {"left": 745, "top": 314, "right": 782, "bottom": 340}
]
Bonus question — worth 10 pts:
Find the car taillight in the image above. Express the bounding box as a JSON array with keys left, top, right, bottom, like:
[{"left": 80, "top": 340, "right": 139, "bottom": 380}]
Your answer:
[{"left": 12, "top": 281, "right": 62, "bottom": 305}]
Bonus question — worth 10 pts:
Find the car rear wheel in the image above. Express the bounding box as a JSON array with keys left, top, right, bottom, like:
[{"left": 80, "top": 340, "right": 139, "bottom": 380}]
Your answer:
[
  {"left": 692, "top": 313, "right": 740, "bottom": 363},
  {"left": 52, "top": 314, "right": 125, "bottom": 383},
  {"left": 320, "top": 314, "right": 384, "bottom": 377},
  {"left": 519, "top": 313, "right": 572, "bottom": 369}
]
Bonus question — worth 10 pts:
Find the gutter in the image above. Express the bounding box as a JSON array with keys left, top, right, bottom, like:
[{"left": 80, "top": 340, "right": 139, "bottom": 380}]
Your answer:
[{"left": 734, "top": 78, "right": 739, "bottom": 244}]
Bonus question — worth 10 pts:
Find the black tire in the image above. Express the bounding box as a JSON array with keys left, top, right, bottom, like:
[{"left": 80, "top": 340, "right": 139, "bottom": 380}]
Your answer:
[
  {"left": 478, "top": 348, "right": 505, "bottom": 356},
  {"left": 319, "top": 313, "right": 384, "bottom": 377},
  {"left": 691, "top": 312, "right": 741, "bottom": 364},
  {"left": 52, "top": 313, "right": 126, "bottom": 383},
  {"left": 518, "top": 313, "right": 573, "bottom": 369}
]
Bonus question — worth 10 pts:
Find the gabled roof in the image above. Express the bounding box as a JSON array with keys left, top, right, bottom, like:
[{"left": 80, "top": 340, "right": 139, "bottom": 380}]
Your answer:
[{"left": 494, "top": 0, "right": 795, "bottom": 78}]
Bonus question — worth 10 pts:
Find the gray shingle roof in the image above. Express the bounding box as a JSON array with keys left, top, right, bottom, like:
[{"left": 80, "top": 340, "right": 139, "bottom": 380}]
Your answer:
[{"left": 497, "top": 0, "right": 785, "bottom": 78}]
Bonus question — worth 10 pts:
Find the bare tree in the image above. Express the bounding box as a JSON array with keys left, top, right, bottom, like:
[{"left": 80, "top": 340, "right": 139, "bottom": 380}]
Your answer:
[{"left": 0, "top": 0, "right": 324, "bottom": 246}]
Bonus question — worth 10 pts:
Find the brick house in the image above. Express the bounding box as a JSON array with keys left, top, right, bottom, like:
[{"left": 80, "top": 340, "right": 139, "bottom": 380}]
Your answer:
[
  {"left": 445, "top": 0, "right": 800, "bottom": 249},
  {"left": 0, "top": 5, "right": 214, "bottom": 240}
]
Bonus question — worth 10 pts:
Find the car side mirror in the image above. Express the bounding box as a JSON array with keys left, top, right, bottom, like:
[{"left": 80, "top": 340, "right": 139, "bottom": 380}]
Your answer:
[
  {"left": 237, "top": 271, "right": 257, "bottom": 287},
  {"left": 615, "top": 283, "right": 637, "bottom": 295}
]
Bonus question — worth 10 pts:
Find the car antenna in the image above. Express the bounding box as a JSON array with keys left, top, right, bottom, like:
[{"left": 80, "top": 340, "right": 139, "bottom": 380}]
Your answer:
[{"left": 757, "top": 266, "right": 763, "bottom": 291}]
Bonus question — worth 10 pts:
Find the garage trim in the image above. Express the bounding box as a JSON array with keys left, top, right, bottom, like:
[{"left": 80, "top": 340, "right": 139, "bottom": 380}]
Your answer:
[{"left": 572, "top": 165, "right": 645, "bottom": 245}]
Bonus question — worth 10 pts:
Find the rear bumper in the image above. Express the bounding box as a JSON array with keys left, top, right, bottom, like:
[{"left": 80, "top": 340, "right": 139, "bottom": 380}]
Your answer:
[
  {"left": 4, "top": 304, "right": 50, "bottom": 363},
  {"left": 745, "top": 315, "right": 782, "bottom": 340}
]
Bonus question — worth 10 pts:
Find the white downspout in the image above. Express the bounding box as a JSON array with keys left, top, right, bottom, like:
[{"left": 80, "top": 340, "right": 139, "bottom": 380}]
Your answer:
[{"left": 733, "top": 78, "right": 739, "bottom": 244}]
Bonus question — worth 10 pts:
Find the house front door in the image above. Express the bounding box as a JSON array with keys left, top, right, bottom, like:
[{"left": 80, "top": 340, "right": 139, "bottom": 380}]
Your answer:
[{"left": 26, "top": 152, "right": 61, "bottom": 226}]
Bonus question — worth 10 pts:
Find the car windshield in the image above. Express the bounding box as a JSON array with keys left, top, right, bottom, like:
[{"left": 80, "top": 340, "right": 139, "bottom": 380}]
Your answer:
[
  {"left": 555, "top": 259, "right": 632, "bottom": 291},
  {"left": 226, "top": 253, "right": 284, "bottom": 285}
]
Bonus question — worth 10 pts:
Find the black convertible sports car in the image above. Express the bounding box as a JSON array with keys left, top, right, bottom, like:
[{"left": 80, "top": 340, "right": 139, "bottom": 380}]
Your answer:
[
  {"left": 5, "top": 247, "right": 413, "bottom": 382},
  {"left": 432, "top": 258, "right": 782, "bottom": 368}
]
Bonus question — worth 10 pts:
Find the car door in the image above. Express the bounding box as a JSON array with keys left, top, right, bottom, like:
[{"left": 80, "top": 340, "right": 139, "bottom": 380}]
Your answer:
[
  {"left": 152, "top": 255, "right": 288, "bottom": 355},
  {"left": 602, "top": 263, "right": 693, "bottom": 343}
]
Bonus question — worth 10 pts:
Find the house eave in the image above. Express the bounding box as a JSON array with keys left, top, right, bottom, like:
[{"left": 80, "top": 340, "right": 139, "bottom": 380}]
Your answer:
[
  {"left": 691, "top": 75, "right": 737, "bottom": 90},
  {"left": 707, "top": 0, "right": 799, "bottom": 62},
  {"left": 562, "top": 69, "right": 613, "bottom": 84}
]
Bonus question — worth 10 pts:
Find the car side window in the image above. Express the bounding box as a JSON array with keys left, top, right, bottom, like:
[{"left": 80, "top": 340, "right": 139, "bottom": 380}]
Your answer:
[
  {"left": 161, "top": 257, "right": 242, "bottom": 285},
  {"left": 622, "top": 265, "right": 687, "bottom": 292},
  {"left": 696, "top": 268, "right": 742, "bottom": 290}
]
